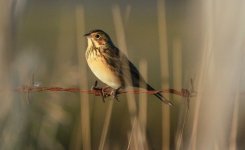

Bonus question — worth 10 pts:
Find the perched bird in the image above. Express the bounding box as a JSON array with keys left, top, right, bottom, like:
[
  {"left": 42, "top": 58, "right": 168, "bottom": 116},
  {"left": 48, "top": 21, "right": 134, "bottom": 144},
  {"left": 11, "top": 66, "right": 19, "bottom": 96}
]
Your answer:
[{"left": 84, "top": 29, "right": 172, "bottom": 106}]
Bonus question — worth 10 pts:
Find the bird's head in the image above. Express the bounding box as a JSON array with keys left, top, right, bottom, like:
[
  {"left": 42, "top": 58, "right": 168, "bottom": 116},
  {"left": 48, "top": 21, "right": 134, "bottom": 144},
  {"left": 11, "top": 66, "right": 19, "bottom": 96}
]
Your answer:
[{"left": 84, "top": 29, "right": 113, "bottom": 48}]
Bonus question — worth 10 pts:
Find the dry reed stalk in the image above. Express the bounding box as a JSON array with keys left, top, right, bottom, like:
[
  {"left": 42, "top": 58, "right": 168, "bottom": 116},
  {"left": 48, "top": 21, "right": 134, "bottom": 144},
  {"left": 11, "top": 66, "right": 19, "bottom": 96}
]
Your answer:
[
  {"left": 0, "top": 0, "right": 10, "bottom": 79},
  {"left": 189, "top": 1, "right": 245, "bottom": 149},
  {"left": 0, "top": 0, "right": 25, "bottom": 149},
  {"left": 139, "top": 60, "right": 149, "bottom": 150},
  {"left": 229, "top": 91, "right": 239, "bottom": 150},
  {"left": 157, "top": 0, "right": 170, "bottom": 149},
  {"left": 229, "top": 46, "right": 244, "bottom": 150},
  {"left": 172, "top": 38, "right": 185, "bottom": 150},
  {"left": 75, "top": 5, "right": 91, "bottom": 150},
  {"left": 112, "top": 5, "right": 144, "bottom": 150},
  {"left": 189, "top": 0, "right": 214, "bottom": 149},
  {"left": 98, "top": 100, "right": 113, "bottom": 150}
]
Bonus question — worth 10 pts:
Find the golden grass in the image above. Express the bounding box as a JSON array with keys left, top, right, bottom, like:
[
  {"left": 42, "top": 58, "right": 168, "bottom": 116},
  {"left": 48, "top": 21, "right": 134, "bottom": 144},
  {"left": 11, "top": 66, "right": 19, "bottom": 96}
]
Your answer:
[
  {"left": 0, "top": 1, "right": 244, "bottom": 150},
  {"left": 157, "top": 0, "right": 170, "bottom": 149}
]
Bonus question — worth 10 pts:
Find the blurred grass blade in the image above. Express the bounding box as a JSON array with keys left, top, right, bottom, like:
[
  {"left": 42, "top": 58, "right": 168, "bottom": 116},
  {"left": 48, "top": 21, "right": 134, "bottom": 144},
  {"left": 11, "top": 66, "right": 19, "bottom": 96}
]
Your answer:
[
  {"left": 157, "top": 0, "right": 170, "bottom": 149},
  {"left": 75, "top": 5, "right": 91, "bottom": 150},
  {"left": 112, "top": 5, "right": 145, "bottom": 150},
  {"left": 98, "top": 100, "right": 113, "bottom": 150},
  {"left": 139, "top": 60, "right": 149, "bottom": 150}
]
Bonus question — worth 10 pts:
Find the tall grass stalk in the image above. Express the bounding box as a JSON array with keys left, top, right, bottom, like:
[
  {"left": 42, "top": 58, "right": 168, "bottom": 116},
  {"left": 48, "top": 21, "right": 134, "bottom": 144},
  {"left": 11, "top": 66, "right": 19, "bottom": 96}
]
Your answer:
[
  {"left": 139, "top": 60, "right": 149, "bottom": 150},
  {"left": 189, "top": 1, "right": 245, "bottom": 149},
  {"left": 0, "top": 0, "right": 26, "bottom": 149},
  {"left": 229, "top": 90, "right": 239, "bottom": 150},
  {"left": 75, "top": 6, "right": 91, "bottom": 150},
  {"left": 157, "top": 0, "right": 170, "bottom": 149},
  {"left": 172, "top": 38, "right": 184, "bottom": 150},
  {"left": 98, "top": 100, "right": 113, "bottom": 150},
  {"left": 189, "top": 0, "right": 214, "bottom": 148},
  {"left": 112, "top": 5, "right": 145, "bottom": 149}
]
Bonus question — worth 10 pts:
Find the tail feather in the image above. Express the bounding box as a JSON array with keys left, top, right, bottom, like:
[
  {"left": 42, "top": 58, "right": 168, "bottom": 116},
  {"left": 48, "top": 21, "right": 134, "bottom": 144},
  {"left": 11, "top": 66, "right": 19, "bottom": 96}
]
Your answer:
[{"left": 146, "top": 84, "right": 173, "bottom": 106}]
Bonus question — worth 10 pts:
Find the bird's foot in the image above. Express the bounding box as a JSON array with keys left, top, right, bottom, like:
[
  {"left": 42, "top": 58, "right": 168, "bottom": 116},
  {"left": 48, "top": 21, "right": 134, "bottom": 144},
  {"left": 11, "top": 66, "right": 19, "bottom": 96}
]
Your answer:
[
  {"left": 91, "top": 81, "right": 108, "bottom": 102},
  {"left": 110, "top": 88, "right": 120, "bottom": 101},
  {"left": 90, "top": 81, "right": 121, "bottom": 102},
  {"left": 101, "top": 86, "right": 111, "bottom": 102}
]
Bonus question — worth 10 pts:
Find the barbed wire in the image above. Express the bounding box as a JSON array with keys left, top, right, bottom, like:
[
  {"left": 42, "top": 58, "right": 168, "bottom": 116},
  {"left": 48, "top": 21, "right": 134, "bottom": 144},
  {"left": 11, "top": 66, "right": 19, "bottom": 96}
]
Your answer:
[
  {"left": 15, "top": 85, "right": 193, "bottom": 97},
  {"left": 15, "top": 79, "right": 196, "bottom": 100},
  {"left": 14, "top": 77, "right": 196, "bottom": 105}
]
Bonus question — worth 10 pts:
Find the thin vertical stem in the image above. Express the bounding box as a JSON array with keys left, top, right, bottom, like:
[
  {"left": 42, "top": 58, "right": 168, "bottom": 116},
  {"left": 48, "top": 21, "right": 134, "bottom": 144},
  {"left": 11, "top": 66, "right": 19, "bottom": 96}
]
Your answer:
[
  {"left": 157, "top": 0, "right": 170, "bottom": 149},
  {"left": 139, "top": 60, "right": 149, "bottom": 150},
  {"left": 112, "top": 5, "right": 144, "bottom": 150},
  {"left": 189, "top": 0, "right": 214, "bottom": 149},
  {"left": 172, "top": 39, "right": 184, "bottom": 150},
  {"left": 229, "top": 87, "right": 240, "bottom": 150},
  {"left": 98, "top": 100, "right": 113, "bottom": 150},
  {"left": 75, "top": 5, "right": 91, "bottom": 150}
]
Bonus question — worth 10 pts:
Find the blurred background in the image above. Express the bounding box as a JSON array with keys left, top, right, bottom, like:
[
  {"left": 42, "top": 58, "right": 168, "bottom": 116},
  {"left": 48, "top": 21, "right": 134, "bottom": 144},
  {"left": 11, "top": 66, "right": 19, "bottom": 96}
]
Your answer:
[{"left": 0, "top": 0, "right": 245, "bottom": 150}]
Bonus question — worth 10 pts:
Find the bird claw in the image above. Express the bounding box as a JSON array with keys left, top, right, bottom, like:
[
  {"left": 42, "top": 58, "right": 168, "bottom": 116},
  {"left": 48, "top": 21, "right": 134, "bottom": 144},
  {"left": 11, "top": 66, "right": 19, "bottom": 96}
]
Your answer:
[
  {"left": 90, "top": 81, "right": 120, "bottom": 102},
  {"left": 91, "top": 81, "right": 106, "bottom": 102},
  {"left": 101, "top": 86, "right": 111, "bottom": 102},
  {"left": 110, "top": 89, "right": 120, "bottom": 101}
]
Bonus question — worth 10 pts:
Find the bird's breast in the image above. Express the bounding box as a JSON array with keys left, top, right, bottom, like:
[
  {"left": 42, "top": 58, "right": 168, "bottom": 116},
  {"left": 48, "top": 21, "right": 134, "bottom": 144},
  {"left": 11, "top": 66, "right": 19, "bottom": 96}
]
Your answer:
[{"left": 86, "top": 51, "right": 121, "bottom": 89}]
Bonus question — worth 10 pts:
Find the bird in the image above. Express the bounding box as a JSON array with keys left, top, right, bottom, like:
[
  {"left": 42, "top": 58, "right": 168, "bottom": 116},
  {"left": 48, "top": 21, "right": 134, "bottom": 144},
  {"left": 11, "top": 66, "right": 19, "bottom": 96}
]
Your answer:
[{"left": 84, "top": 29, "right": 173, "bottom": 106}]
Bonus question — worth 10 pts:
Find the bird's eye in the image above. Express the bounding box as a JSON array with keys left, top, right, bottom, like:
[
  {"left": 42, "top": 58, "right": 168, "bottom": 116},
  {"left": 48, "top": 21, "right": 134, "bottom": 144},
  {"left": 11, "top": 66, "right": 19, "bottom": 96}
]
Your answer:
[{"left": 95, "top": 34, "right": 100, "bottom": 39}]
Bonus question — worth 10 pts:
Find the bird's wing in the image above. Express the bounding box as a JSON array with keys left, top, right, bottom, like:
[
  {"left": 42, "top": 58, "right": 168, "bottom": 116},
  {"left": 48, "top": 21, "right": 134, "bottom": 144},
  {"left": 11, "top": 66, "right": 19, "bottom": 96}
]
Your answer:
[
  {"left": 117, "top": 51, "right": 146, "bottom": 87},
  {"left": 104, "top": 47, "right": 172, "bottom": 105},
  {"left": 104, "top": 46, "right": 154, "bottom": 88},
  {"left": 103, "top": 46, "right": 143, "bottom": 87}
]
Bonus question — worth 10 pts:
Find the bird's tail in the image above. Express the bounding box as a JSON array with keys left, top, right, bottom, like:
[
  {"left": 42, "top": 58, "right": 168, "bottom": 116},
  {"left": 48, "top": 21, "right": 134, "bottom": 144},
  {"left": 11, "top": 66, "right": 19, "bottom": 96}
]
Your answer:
[{"left": 146, "top": 84, "right": 173, "bottom": 106}]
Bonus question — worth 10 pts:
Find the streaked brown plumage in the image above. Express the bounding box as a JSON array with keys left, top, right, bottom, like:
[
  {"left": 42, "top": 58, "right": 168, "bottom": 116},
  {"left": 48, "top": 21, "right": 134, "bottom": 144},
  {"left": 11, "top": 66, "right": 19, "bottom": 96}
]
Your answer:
[{"left": 84, "top": 29, "right": 172, "bottom": 106}]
